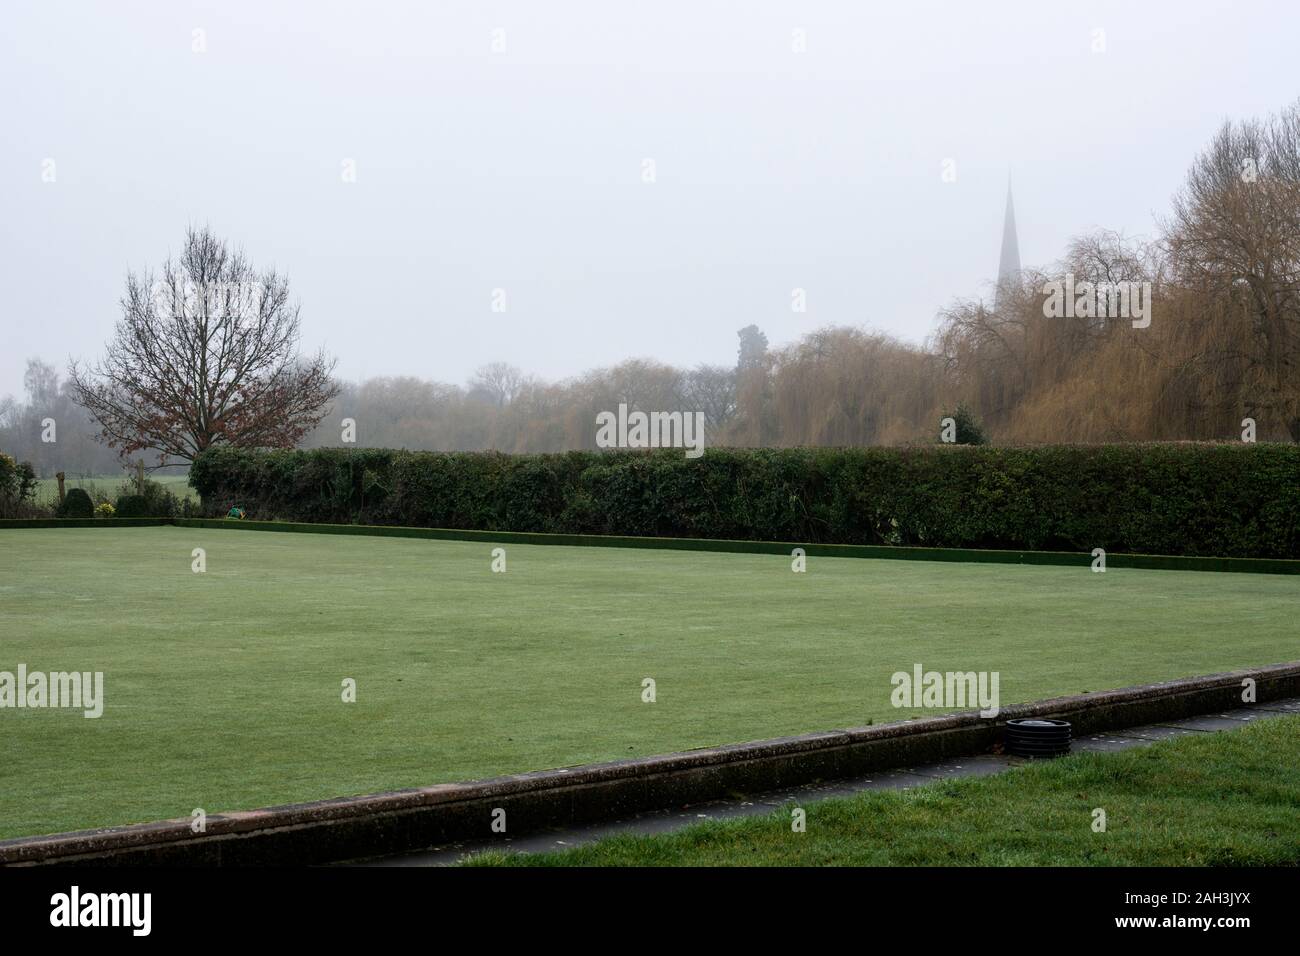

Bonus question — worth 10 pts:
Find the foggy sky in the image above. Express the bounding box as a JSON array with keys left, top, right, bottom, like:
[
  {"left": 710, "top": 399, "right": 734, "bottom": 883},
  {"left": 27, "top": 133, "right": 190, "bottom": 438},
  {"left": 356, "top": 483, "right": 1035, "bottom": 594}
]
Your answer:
[{"left": 2, "top": 0, "right": 1297, "bottom": 398}]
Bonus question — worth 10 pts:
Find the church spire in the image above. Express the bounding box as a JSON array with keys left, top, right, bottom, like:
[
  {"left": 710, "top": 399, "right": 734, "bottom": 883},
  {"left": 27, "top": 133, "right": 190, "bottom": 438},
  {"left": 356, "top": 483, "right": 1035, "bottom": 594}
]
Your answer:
[
  {"left": 997, "top": 176, "right": 1021, "bottom": 286},
  {"left": 995, "top": 176, "right": 1021, "bottom": 310}
]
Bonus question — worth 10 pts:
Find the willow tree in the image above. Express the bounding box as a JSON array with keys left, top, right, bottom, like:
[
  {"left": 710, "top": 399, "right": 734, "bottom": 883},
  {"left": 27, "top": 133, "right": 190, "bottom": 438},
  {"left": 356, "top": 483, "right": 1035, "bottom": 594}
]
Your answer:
[
  {"left": 70, "top": 227, "right": 339, "bottom": 465},
  {"left": 1165, "top": 99, "right": 1300, "bottom": 439}
]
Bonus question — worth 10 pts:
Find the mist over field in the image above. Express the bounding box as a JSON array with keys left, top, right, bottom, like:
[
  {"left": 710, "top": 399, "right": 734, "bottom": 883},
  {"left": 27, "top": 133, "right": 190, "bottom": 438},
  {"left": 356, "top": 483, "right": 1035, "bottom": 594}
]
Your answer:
[{"left": 4, "top": 0, "right": 1300, "bottom": 471}]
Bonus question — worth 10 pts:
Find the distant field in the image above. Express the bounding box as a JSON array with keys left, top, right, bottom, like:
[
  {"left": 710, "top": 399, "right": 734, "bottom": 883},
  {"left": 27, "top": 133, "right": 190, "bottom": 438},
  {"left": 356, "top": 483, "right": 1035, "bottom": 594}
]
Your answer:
[
  {"left": 33, "top": 473, "right": 196, "bottom": 505},
  {"left": 1, "top": 526, "right": 1297, "bottom": 840}
]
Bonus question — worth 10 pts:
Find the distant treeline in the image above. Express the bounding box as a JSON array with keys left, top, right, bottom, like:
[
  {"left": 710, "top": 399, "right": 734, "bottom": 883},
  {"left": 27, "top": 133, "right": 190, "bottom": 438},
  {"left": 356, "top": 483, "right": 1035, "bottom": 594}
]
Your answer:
[
  {"left": 0, "top": 360, "right": 124, "bottom": 477},
  {"left": 5, "top": 101, "right": 1299, "bottom": 469},
  {"left": 297, "top": 100, "right": 1300, "bottom": 451}
]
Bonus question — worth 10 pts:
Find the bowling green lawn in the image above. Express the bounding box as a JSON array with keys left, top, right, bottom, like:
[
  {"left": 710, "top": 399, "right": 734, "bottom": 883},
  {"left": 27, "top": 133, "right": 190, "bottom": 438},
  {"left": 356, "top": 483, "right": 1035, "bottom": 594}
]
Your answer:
[{"left": 1, "top": 525, "right": 1297, "bottom": 840}]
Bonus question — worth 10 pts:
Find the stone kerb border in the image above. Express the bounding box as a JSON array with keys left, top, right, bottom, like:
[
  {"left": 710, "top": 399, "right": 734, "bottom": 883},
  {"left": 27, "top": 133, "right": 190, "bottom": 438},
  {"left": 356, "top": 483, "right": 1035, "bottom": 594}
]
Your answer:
[{"left": 3, "top": 662, "right": 1297, "bottom": 866}]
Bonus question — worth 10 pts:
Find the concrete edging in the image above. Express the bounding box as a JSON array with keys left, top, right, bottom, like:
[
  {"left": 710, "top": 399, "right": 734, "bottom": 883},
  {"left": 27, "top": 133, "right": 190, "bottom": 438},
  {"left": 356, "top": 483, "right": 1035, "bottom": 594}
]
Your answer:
[{"left": 3, "top": 661, "right": 1297, "bottom": 866}]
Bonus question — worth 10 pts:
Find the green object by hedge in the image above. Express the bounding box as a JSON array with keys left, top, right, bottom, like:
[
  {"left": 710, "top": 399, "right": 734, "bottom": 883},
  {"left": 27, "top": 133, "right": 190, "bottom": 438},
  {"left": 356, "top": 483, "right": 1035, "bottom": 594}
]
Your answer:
[
  {"left": 114, "top": 494, "right": 149, "bottom": 518},
  {"left": 187, "top": 444, "right": 1300, "bottom": 559},
  {"left": 57, "top": 488, "right": 94, "bottom": 519}
]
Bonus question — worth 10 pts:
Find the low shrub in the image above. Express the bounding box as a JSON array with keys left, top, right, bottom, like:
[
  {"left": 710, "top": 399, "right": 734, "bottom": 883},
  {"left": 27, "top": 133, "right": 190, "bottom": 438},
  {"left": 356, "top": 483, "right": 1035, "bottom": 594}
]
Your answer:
[
  {"left": 58, "top": 488, "right": 94, "bottom": 519},
  {"left": 113, "top": 495, "right": 149, "bottom": 518},
  {"left": 0, "top": 453, "right": 38, "bottom": 518},
  {"left": 113, "top": 479, "right": 180, "bottom": 518}
]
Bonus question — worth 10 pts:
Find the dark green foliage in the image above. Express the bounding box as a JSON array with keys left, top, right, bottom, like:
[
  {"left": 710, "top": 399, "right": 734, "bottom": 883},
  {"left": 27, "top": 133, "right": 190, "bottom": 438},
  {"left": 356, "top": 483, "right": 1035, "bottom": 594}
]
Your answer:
[
  {"left": 114, "top": 480, "right": 179, "bottom": 518},
  {"left": 0, "top": 454, "right": 38, "bottom": 518},
  {"left": 138, "top": 479, "right": 180, "bottom": 518},
  {"left": 188, "top": 443, "right": 1300, "bottom": 558},
  {"left": 114, "top": 495, "right": 149, "bottom": 518},
  {"left": 58, "top": 488, "right": 94, "bottom": 518},
  {"left": 16, "top": 461, "right": 36, "bottom": 502},
  {"left": 942, "top": 403, "right": 988, "bottom": 445}
]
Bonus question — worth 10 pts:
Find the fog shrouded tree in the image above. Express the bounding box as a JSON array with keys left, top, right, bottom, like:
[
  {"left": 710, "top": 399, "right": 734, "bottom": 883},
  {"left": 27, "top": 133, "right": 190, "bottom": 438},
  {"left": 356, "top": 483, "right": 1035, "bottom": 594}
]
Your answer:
[
  {"left": 0, "top": 358, "right": 122, "bottom": 476},
  {"left": 681, "top": 364, "right": 737, "bottom": 431},
  {"left": 70, "top": 227, "right": 339, "bottom": 465},
  {"left": 1165, "top": 99, "right": 1300, "bottom": 438},
  {"left": 734, "top": 324, "right": 775, "bottom": 445},
  {"left": 468, "top": 362, "right": 528, "bottom": 407}
]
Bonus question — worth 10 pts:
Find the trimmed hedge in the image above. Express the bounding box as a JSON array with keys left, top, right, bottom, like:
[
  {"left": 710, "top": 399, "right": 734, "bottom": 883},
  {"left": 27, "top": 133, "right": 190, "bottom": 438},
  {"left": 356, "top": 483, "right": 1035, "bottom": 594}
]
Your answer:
[{"left": 188, "top": 444, "right": 1300, "bottom": 559}]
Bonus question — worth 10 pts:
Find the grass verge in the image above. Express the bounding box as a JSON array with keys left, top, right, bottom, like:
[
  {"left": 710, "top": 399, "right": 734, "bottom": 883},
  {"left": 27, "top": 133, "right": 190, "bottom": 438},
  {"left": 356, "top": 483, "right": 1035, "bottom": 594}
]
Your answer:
[{"left": 469, "top": 716, "right": 1300, "bottom": 866}]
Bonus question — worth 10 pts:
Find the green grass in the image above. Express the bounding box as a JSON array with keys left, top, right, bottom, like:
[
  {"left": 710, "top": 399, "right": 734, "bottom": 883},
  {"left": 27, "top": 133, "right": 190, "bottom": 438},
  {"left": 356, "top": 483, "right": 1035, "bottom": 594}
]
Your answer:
[
  {"left": 470, "top": 715, "right": 1300, "bottom": 866},
  {"left": 32, "top": 473, "right": 196, "bottom": 505},
  {"left": 0, "top": 526, "right": 1297, "bottom": 840}
]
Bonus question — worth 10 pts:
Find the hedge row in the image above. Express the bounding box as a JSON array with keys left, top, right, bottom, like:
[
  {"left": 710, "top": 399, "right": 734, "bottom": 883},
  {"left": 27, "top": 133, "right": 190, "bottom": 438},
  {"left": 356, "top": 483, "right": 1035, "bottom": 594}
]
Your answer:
[{"left": 187, "top": 444, "right": 1300, "bottom": 558}]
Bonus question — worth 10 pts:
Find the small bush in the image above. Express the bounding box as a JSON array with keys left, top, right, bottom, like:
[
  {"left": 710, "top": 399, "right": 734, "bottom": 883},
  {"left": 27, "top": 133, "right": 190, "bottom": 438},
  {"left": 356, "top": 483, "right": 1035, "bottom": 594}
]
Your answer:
[
  {"left": 114, "top": 494, "right": 149, "bottom": 518},
  {"left": 113, "top": 479, "right": 180, "bottom": 518},
  {"left": 141, "top": 479, "right": 181, "bottom": 518},
  {"left": 941, "top": 403, "right": 988, "bottom": 445},
  {"left": 0, "top": 453, "right": 38, "bottom": 518},
  {"left": 58, "top": 488, "right": 94, "bottom": 518},
  {"left": 95, "top": 502, "right": 116, "bottom": 518}
]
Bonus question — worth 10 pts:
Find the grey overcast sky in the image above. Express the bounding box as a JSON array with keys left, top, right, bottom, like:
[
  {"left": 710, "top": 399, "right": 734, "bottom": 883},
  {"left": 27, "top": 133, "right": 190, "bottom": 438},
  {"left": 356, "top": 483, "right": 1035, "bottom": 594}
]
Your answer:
[{"left": 2, "top": 0, "right": 1297, "bottom": 398}]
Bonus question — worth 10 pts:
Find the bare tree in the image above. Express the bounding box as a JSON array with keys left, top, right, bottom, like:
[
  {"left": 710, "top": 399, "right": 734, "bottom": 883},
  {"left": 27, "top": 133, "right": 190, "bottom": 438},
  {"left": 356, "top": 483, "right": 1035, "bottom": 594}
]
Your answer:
[
  {"left": 681, "top": 364, "right": 737, "bottom": 430},
  {"left": 1165, "top": 100, "right": 1300, "bottom": 438},
  {"left": 468, "top": 362, "right": 527, "bottom": 407},
  {"left": 69, "top": 227, "right": 339, "bottom": 465},
  {"left": 1064, "top": 229, "right": 1158, "bottom": 295}
]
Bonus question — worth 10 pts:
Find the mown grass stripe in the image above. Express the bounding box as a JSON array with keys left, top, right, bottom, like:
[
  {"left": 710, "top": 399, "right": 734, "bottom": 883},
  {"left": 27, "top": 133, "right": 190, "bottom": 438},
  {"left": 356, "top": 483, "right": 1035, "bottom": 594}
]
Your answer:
[{"left": 3, "top": 516, "right": 1297, "bottom": 574}]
